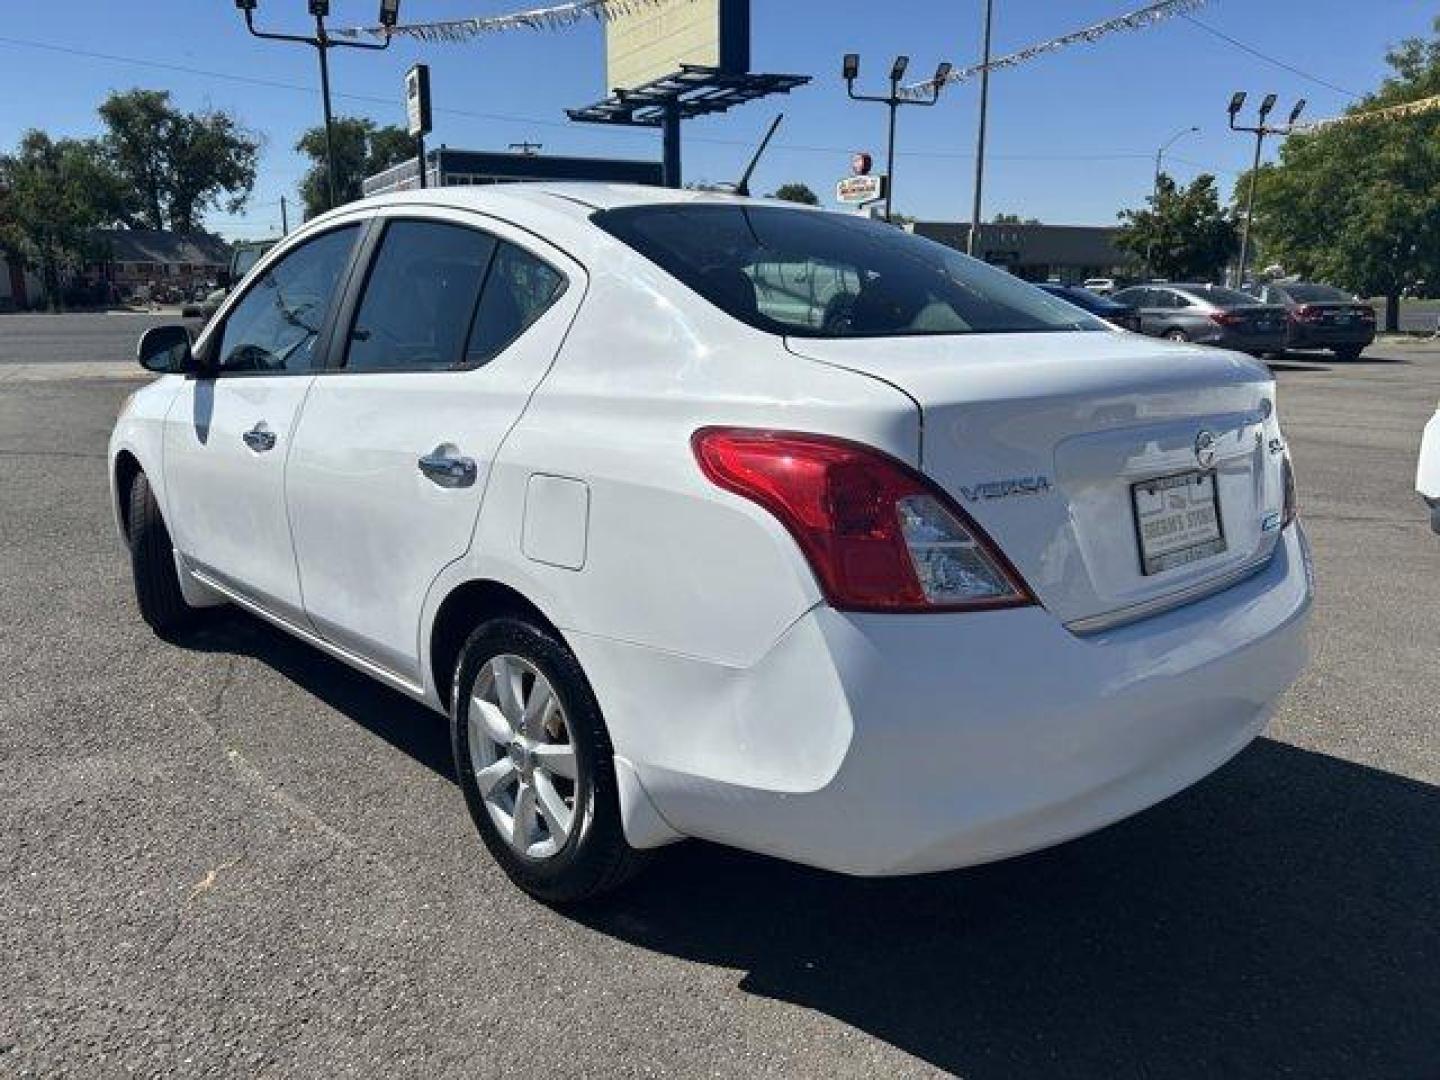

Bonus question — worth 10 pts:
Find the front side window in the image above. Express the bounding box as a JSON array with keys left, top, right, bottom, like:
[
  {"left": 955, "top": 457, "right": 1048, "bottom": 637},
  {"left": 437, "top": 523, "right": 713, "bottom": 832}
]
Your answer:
[
  {"left": 345, "top": 221, "right": 497, "bottom": 373},
  {"left": 593, "top": 204, "right": 1104, "bottom": 338},
  {"left": 214, "top": 226, "right": 359, "bottom": 374}
]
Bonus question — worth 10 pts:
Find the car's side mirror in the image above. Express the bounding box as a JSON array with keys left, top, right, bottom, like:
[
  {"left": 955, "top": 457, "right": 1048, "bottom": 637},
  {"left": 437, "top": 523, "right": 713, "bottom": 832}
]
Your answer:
[{"left": 137, "top": 324, "right": 194, "bottom": 374}]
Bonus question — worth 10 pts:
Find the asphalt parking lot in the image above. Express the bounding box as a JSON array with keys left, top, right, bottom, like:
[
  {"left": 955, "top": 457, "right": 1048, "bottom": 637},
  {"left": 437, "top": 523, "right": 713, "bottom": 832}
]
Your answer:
[{"left": 2, "top": 315, "right": 1437, "bottom": 1078}]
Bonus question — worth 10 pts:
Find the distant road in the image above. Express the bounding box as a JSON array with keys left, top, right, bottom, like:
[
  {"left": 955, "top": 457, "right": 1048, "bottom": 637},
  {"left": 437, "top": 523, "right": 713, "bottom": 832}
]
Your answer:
[{"left": 0, "top": 311, "right": 202, "bottom": 367}]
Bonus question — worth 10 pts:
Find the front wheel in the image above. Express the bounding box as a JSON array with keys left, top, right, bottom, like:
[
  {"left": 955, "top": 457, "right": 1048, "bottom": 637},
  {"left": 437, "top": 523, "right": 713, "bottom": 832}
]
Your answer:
[
  {"left": 1333, "top": 344, "right": 1364, "bottom": 361},
  {"left": 451, "top": 617, "right": 648, "bottom": 904},
  {"left": 127, "top": 471, "right": 196, "bottom": 637}
]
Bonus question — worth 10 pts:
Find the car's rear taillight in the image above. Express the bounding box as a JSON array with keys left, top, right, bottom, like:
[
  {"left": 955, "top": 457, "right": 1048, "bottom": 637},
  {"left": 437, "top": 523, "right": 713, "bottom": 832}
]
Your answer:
[
  {"left": 1292, "top": 304, "right": 1321, "bottom": 322},
  {"left": 1281, "top": 452, "right": 1299, "bottom": 528},
  {"left": 1210, "top": 310, "right": 1245, "bottom": 326},
  {"left": 1356, "top": 306, "right": 1376, "bottom": 322},
  {"left": 691, "top": 428, "right": 1034, "bottom": 613}
]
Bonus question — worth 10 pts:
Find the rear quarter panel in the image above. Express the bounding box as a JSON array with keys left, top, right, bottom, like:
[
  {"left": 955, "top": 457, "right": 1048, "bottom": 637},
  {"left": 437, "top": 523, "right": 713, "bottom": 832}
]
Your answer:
[{"left": 453, "top": 234, "right": 921, "bottom": 670}]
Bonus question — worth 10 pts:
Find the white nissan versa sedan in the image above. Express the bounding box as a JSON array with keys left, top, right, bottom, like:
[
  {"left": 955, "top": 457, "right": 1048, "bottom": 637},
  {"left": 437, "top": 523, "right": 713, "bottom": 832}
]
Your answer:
[{"left": 110, "top": 185, "right": 1312, "bottom": 902}]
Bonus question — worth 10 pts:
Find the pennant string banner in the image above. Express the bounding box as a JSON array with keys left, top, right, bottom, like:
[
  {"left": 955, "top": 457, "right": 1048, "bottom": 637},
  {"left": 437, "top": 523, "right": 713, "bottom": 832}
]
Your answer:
[
  {"left": 333, "top": 0, "right": 696, "bottom": 43},
  {"left": 1293, "top": 93, "right": 1440, "bottom": 131},
  {"left": 900, "top": 0, "right": 1208, "bottom": 99}
]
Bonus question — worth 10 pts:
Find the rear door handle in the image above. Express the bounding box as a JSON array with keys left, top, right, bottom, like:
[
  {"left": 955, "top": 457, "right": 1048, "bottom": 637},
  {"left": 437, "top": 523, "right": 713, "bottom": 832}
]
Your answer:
[
  {"left": 242, "top": 424, "right": 276, "bottom": 453},
  {"left": 418, "top": 448, "right": 477, "bottom": 489}
]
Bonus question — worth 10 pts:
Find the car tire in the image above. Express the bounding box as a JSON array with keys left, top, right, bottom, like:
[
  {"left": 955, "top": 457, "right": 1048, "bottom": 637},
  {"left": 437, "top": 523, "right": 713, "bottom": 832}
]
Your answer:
[
  {"left": 1164, "top": 328, "right": 1188, "bottom": 342},
  {"left": 127, "top": 471, "right": 197, "bottom": 637},
  {"left": 451, "top": 616, "right": 649, "bottom": 904},
  {"left": 1333, "top": 344, "right": 1364, "bottom": 361}
]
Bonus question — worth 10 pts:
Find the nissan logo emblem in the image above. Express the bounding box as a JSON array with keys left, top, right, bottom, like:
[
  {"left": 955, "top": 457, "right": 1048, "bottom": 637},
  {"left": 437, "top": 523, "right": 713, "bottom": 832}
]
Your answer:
[{"left": 1195, "top": 430, "right": 1217, "bottom": 468}]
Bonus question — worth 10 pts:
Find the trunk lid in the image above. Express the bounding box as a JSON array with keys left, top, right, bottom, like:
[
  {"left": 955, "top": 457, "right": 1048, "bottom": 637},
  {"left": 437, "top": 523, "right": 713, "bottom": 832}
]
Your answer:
[
  {"left": 1220, "top": 304, "right": 1287, "bottom": 334},
  {"left": 787, "top": 330, "right": 1288, "bottom": 629}
]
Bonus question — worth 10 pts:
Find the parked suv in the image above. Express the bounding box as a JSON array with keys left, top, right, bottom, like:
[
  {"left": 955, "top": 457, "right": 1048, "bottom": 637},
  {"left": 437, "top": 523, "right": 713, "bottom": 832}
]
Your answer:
[
  {"left": 1254, "top": 281, "right": 1376, "bottom": 360},
  {"left": 111, "top": 186, "right": 1311, "bottom": 902},
  {"left": 1111, "top": 283, "right": 1288, "bottom": 356}
]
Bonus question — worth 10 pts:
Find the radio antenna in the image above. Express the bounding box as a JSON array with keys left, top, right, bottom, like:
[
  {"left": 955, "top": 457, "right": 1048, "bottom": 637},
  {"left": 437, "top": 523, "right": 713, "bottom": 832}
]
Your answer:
[{"left": 735, "top": 114, "right": 784, "bottom": 198}]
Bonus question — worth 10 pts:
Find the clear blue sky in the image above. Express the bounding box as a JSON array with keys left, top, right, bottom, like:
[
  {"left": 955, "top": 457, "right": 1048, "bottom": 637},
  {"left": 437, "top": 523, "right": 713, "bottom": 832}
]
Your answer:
[{"left": 0, "top": 1, "right": 1429, "bottom": 239}]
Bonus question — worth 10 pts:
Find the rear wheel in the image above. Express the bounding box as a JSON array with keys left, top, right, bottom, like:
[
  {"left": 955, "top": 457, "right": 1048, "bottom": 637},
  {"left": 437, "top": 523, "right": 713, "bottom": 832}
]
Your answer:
[
  {"left": 1333, "top": 344, "right": 1364, "bottom": 361},
  {"left": 1164, "top": 328, "right": 1188, "bottom": 342},
  {"left": 127, "top": 471, "right": 196, "bottom": 636},
  {"left": 451, "top": 616, "right": 648, "bottom": 904}
]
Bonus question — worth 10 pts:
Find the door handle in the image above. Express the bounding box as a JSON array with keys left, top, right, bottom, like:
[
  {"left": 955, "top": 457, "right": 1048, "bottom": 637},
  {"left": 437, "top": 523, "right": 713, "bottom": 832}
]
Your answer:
[
  {"left": 418, "top": 448, "right": 477, "bottom": 489},
  {"left": 242, "top": 424, "right": 276, "bottom": 453}
]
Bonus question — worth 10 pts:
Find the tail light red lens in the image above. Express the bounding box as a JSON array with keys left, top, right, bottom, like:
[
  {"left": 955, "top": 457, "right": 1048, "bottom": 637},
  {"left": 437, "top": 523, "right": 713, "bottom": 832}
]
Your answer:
[
  {"left": 1292, "top": 304, "right": 1322, "bottom": 322},
  {"left": 1210, "top": 310, "right": 1245, "bottom": 326},
  {"left": 691, "top": 428, "right": 1034, "bottom": 613},
  {"left": 1356, "top": 306, "right": 1376, "bottom": 322}
]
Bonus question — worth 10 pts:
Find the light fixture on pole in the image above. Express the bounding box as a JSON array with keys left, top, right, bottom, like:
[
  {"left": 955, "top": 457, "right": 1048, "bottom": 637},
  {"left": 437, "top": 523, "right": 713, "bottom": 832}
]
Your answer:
[
  {"left": 235, "top": 0, "right": 401, "bottom": 212},
  {"left": 1228, "top": 91, "right": 1305, "bottom": 289},
  {"left": 843, "top": 53, "right": 949, "bottom": 222},
  {"left": 1154, "top": 125, "right": 1200, "bottom": 199}
]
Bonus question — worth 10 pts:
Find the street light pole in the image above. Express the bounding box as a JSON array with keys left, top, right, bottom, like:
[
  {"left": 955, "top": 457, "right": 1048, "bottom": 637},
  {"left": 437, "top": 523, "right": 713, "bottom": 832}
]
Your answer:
[
  {"left": 844, "top": 54, "right": 950, "bottom": 222},
  {"left": 235, "top": 1, "right": 399, "bottom": 212},
  {"left": 1154, "top": 125, "right": 1199, "bottom": 200},
  {"left": 1227, "top": 92, "right": 1305, "bottom": 288},
  {"left": 967, "top": 0, "right": 993, "bottom": 256}
]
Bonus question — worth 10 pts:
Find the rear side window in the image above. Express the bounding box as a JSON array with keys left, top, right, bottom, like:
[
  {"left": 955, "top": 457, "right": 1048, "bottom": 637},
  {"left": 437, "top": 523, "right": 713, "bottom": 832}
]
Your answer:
[
  {"left": 344, "top": 222, "right": 566, "bottom": 373},
  {"left": 593, "top": 204, "right": 1103, "bottom": 338},
  {"left": 465, "top": 243, "right": 566, "bottom": 367},
  {"left": 215, "top": 225, "right": 359, "bottom": 374},
  {"left": 346, "top": 221, "right": 496, "bottom": 372}
]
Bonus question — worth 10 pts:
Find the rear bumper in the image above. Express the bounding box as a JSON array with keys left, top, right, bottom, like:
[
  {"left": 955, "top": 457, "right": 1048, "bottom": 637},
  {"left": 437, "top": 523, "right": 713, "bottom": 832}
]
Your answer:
[
  {"left": 1286, "top": 324, "right": 1374, "bottom": 349},
  {"left": 581, "top": 526, "right": 1314, "bottom": 875},
  {"left": 1206, "top": 328, "right": 1287, "bottom": 351}
]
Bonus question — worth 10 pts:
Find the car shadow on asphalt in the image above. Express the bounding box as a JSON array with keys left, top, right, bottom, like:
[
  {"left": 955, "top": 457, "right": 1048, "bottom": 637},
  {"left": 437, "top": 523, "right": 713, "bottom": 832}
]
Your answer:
[
  {"left": 177, "top": 610, "right": 1440, "bottom": 1077},
  {"left": 177, "top": 609, "right": 456, "bottom": 781},
  {"left": 574, "top": 740, "right": 1440, "bottom": 1077}
]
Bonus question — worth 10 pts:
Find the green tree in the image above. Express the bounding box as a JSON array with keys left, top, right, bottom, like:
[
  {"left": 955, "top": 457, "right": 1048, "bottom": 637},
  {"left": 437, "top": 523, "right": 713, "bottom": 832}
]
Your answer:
[
  {"left": 1239, "top": 20, "right": 1440, "bottom": 330},
  {"left": 296, "top": 118, "right": 414, "bottom": 218},
  {"left": 98, "top": 89, "right": 259, "bottom": 232},
  {"left": 992, "top": 212, "right": 1041, "bottom": 225},
  {"left": 1116, "top": 174, "right": 1238, "bottom": 282},
  {"left": 0, "top": 131, "right": 126, "bottom": 309},
  {"left": 771, "top": 182, "right": 820, "bottom": 205}
]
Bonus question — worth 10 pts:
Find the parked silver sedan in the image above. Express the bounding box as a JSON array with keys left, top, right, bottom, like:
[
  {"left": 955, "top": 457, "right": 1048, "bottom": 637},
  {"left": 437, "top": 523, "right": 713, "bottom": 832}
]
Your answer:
[{"left": 1112, "top": 283, "right": 1288, "bottom": 356}]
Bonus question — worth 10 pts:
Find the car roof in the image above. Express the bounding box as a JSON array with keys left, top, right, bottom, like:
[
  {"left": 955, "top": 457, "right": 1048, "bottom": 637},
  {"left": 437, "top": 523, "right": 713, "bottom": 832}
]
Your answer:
[{"left": 322, "top": 182, "right": 800, "bottom": 224}]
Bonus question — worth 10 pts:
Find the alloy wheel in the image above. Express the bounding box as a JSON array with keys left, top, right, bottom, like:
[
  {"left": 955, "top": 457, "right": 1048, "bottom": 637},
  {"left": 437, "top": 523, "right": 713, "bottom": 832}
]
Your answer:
[{"left": 467, "top": 654, "right": 580, "bottom": 860}]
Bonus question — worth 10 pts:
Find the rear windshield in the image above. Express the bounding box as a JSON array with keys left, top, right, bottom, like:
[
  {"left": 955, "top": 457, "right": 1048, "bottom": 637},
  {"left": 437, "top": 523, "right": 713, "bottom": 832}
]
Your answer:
[
  {"left": 1282, "top": 283, "right": 1353, "bottom": 303},
  {"left": 1179, "top": 284, "right": 1259, "bottom": 307},
  {"left": 592, "top": 204, "right": 1105, "bottom": 338}
]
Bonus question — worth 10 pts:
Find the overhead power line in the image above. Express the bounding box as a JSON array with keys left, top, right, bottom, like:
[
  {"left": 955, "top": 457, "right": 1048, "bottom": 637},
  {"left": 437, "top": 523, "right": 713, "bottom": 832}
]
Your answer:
[
  {"left": 0, "top": 32, "right": 1214, "bottom": 167},
  {"left": 1178, "top": 15, "right": 1360, "bottom": 99}
]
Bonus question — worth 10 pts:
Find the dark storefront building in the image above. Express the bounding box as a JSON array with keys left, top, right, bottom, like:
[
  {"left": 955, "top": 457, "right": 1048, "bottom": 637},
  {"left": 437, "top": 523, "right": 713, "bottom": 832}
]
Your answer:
[{"left": 912, "top": 221, "right": 1138, "bottom": 284}]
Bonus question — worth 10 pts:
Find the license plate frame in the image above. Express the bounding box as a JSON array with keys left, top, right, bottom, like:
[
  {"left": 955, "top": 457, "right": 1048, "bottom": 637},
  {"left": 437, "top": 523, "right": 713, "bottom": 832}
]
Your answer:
[{"left": 1130, "top": 470, "right": 1227, "bottom": 575}]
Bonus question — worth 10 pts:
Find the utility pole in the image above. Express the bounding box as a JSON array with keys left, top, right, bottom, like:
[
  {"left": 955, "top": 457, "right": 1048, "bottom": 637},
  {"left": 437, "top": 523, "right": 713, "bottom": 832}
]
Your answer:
[
  {"left": 1227, "top": 92, "right": 1305, "bottom": 288},
  {"left": 843, "top": 53, "right": 951, "bottom": 222},
  {"left": 280, "top": 195, "right": 289, "bottom": 235},
  {"left": 235, "top": 1, "right": 401, "bottom": 212},
  {"left": 967, "top": 0, "right": 994, "bottom": 256}
]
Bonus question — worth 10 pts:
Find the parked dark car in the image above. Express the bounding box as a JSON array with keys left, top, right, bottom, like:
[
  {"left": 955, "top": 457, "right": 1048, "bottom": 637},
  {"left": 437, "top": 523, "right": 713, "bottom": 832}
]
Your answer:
[
  {"left": 1035, "top": 283, "right": 1141, "bottom": 332},
  {"left": 1110, "top": 283, "right": 1288, "bottom": 356},
  {"left": 1252, "top": 281, "right": 1376, "bottom": 360}
]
